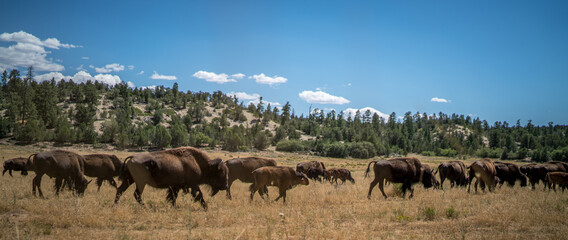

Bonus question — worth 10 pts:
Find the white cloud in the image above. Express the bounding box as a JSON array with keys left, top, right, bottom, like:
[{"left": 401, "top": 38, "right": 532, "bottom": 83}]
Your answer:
[
  {"left": 151, "top": 71, "right": 177, "bottom": 80},
  {"left": 347, "top": 83, "right": 352, "bottom": 86},
  {"left": 0, "top": 31, "right": 81, "bottom": 72},
  {"left": 81, "top": 57, "right": 89, "bottom": 60},
  {"left": 140, "top": 85, "right": 157, "bottom": 91},
  {"left": 298, "top": 90, "right": 350, "bottom": 105},
  {"left": 431, "top": 97, "right": 450, "bottom": 103},
  {"left": 138, "top": 70, "right": 144, "bottom": 75},
  {"left": 128, "top": 65, "right": 134, "bottom": 70},
  {"left": 231, "top": 73, "right": 245, "bottom": 79},
  {"left": 343, "top": 107, "right": 390, "bottom": 121},
  {"left": 89, "top": 65, "right": 94, "bottom": 69},
  {"left": 227, "top": 91, "right": 260, "bottom": 100},
  {"left": 315, "top": 87, "right": 322, "bottom": 91},
  {"left": 227, "top": 91, "right": 280, "bottom": 107},
  {"left": 0, "top": 31, "right": 80, "bottom": 49},
  {"left": 76, "top": 64, "right": 86, "bottom": 71},
  {"left": 193, "top": 70, "right": 237, "bottom": 84},
  {"left": 34, "top": 71, "right": 122, "bottom": 86},
  {"left": 249, "top": 73, "right": 287, "bottom": 86},
  {"left": 95, "top": 63, "right": 125, "bottom": 73},
  {"left": 127, "top": 81, "right": 135, "bottom": 88}
]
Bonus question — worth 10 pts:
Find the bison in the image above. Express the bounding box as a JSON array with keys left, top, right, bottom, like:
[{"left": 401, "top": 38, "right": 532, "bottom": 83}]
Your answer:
[
  {"left": 249, "top": 166, "right": 309, "bottom": 203},
  {"left": 523, "top": 162, "right": 568, "bottom": 190},
  {"left": 545, "top": 172, "right": 568, "bottom": 192},
  {"left": 224, "top": 156, "right": 277, "bottom": 199},
  {"left": 83, "top": 154, "right": 122, "bottom": 191},
  {"left": 306, "top": 167, "right": 325, "bottom": 183},
  {"left": 493, "top": 161, "right": 527, "bottom": 187},
  {"left": 3, "top": 157, "right": 33, "bottom": 176},
  {"left": 467, "top": 159, "right": 497, "bottom": 193},
  {"left": 435, "top": 161, "right": 467, "bottom": 189},
  {"left": 365, "top": 158, "right": 436, "bottom": 199},
  {"left": 324, "top": 168, "right": 355, "bottom": 184},
  {"left": 29, "top": 150, "right": 92, "bottom": 197},
  {"left": 296, "top": 161, "right": 326, "bottom": 174},
  {"left": 114, "top": 147, "right": 228, "bottom": 209}
]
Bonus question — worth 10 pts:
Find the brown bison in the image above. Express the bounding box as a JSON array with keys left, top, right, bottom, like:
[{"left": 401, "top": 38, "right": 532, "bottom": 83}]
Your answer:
[
  {"left": 83, "top": 154, "right": 122, "bottom": 191},
  {"left": 306, "top": 167, "right": 325, "bottom": 182},
  {"left": 114, "top": 147, "right": 228, "bottom": 209},
  {"left": 545, "top": 172, "right": 568, "bottom": 192},
  {"left": 249, "top": 166, "right": 309, "bottom": 203},
  {"left": 29, "top": 150, "right": 92, "bottom": 197},
  {"left": 224, "top": 156, "right": 277, "bottom": 199},
  {"left": 435, "top": 161, "right": 467, "bottom": 189},
  {"left": 296, "top": 161, "right": 326, "bottom": 174},
  {"left": 467, "top": 159, "right": 497, "bottom": 193},
  {"left": 3, "top": 157, "right": 33, "bottom": 176},
  {"left": 365, "top": 158, "right": 436, "bottom": 199},
  {"left": 494, "top": 161, "right": 527, "bottom": 187},
  {"left": 324, "top": 168, "right": 355, "bottom": 184},
  {"left": 523, "top": 162, "right": 568, "bottom": 190}
]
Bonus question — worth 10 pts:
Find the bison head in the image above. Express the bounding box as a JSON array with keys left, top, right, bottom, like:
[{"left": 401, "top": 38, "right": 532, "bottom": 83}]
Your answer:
[
  {"left": 75, "top": 178, "right": 92, "bottom": 196},
  {"left": 296, "top": 172, "right": 310, "bottom": 186},
  {"left": 421, "top": 169, "right": 436, "bottom": 189},
  {"left": 208, "top": 158, "right": 229, "bottom": 193}
]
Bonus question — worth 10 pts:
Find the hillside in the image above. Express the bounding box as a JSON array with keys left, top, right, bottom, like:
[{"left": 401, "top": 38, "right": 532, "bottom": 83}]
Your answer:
[{"left": 1, "top": 68, "right": 567, "bottom": 162}]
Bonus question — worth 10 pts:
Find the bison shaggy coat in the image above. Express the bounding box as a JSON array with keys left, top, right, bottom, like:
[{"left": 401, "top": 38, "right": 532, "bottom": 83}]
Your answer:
[
  {"left": 365, "top": 158, "right": 435, "bottom": 199},
  {"left": 29, "top": 150, "right": 91, "bottom": 197},
  {"left": 467, "top": 159, "right": 497, "bottom": 193},
  {"left": 523, "top": 162, "right": 568, "bottom": 190},
  {"left": 224, "top": 156, "right": 277, "bottom": 199},
  {"left": 250, "top": 166, "right": 309, "bottom": 203},
  {"left": 296, "top": 161, "right": 326, "bottom": 174},
  {"left": 545, "top": 172, "right": 568, "bottom": 192},
  {"left": 114, "top": 147, "right": 228, "bottom": 209},
  {"left": 3, "top": 157, "right": 33, "bottom": 176},
  {"left": 324, "top": 168, "right": 355, "bottom": 184},
  {"left": 494, "top": 161, "right": 527, "bottom": 187},
  {"left": 83, "top": 154, "right": 122, "bottom": 191},
  {"left": 435, "top": 161, "right": 467, "bottom": 189}
]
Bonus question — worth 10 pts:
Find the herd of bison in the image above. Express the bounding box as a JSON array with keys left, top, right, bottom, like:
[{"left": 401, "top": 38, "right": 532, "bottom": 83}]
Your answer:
[{"left": 3, "top": 147, "right": 568, "bottom": 210}]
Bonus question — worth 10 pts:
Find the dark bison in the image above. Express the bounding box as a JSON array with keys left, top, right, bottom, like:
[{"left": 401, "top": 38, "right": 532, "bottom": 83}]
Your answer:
[
  {"left": 224, "top": 156, "right": 277, "bottom": 199},
  {"left": 29, "top": 150, "right": 92, "bottom": 197},
  {"left": 435, "top": 161, "right": 467, "bottom": 189},
  {"left": 296, "top": 161, "right": 326, "bottom": 174},
  {"left": 306, "top": 167, "right": 325, "bottom": 182},
  {"left": 114, "top": 147, "right": 228, "bottom": 209},
  {"left": 545, "top": 172, "right": 568, "bottom": 192},
  {"left": 250, "top": 166, "right": 309, "bottom": 203},
  {"left": 3, "top": 157, "right": 33, "bottom": 176},
  {"left": 365, "top": 158, "right": 436, "bottom": 199},
  {"left": 523, "top": 162, "right": 568, "bottom": 190},
  {"left": 493, "top": 161, "right": 527, "bottom": 187},
  {"left": 324, "top": 168, "right": 355, "bottom": 184},
  {"left": 83, "top": 154, "right": 122, "bottom": 191},
  {"left": 467, "top": 159, "right": 498, "bottom": 193}
]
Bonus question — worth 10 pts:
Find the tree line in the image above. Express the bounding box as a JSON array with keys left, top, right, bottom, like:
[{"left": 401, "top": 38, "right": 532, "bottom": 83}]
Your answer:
[{"left": 1, "top": 67, "right": 567, "bottom": 162}]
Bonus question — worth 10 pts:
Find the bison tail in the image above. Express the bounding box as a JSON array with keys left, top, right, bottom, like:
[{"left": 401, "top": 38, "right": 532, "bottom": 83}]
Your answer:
[
  {"left": 320, "top": 161, "right": 326, "bottom": 170},
  {"left": 118, "top": 156, "right": 134, "bottom": 182},
  {"left": 26, "top": 153, "right": 37, "bottom": 166},
  {"left": 364, "top": 161, "right": 377, "bottom": 178}
]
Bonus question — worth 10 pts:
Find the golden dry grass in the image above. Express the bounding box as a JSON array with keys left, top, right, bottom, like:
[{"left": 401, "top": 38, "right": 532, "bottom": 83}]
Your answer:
[{"left": 1, "top": 144, "right": 567, "bottom": 239}]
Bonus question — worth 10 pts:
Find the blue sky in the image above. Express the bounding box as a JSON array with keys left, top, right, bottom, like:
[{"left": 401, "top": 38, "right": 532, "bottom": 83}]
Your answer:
[{"left": 1, "top": 1, "right": 567, "bottom": 125}]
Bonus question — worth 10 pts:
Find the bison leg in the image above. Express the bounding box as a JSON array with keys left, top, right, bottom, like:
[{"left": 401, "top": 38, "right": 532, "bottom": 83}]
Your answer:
[
  {"left": 96, "top": 178, "right": 104, "bottom": 191},
  {"left": 367, "top": 178, "right": 380, "bottom": 199},
  {"left": 33, "top": 174, "right": 44, "bottom": 198},
  {"left": 226, "top": 179, "right": 234, "bottom": 200},
  {"left": 274, "top": 187, "right": 286, "bottom": 203},
  {"left": 190, "top": 186, "right": 208, "bottom": 210},
  {"left": 166, "top": 187, "right": 181, "bottom": 206},
  {"left": 54, "top": 178, "right": 64, "bottom": 195},
  {"left": 114, "top": 178, "right": 133, "bottom": 204},
  {"left": 9, "top": 169, "right": 14, "bottom": 177},
  {"left": 408, "top": 185, "right": 415, "bottom": 199},
  {"left": 108, "top": 178, "right": 118, "bottom": 189},
  {"left": 133, "top": 184, "right": 145, "bottom": 205}
]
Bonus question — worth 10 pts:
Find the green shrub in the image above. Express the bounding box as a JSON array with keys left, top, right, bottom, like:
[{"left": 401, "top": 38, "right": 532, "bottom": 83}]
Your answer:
[
  {"left": 422, "top": 206, "right": 436, "bottom": 221},
  {"left": 421, "top": 151, "right": 435, "bottom": 156},
  {"left": 348, "top": 142, "right": 376, "bottom": 159},
  {"left": 445, "top": 206, "right": 459, "bottom": 219},
  {"left": 324, "top": 142, "right": 348, "bottom": 158},
  {"left": 276, "top": 140, "right": 305, "bottom": 152}
]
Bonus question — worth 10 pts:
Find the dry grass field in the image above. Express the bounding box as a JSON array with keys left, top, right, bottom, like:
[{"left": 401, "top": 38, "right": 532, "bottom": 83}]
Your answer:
[{"left": 1, "top": 144, "right": 567, "bottom": 239}]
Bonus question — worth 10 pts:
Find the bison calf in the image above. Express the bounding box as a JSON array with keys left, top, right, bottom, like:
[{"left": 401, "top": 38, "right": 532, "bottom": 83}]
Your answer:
[
  {"left": 545, "top": 172, "right": 568, "bottom": 192},
  {"left": 250, "top": 166, "right": 309, "bottom": 203},
  {"left": 3, "top": 157, "right": 33, "bottom": 176},
  {"left": 224, "top": 157, "right": 277, "bottom": 200}
]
